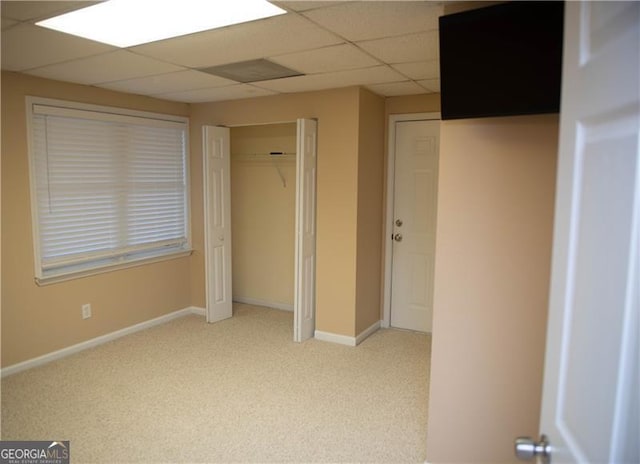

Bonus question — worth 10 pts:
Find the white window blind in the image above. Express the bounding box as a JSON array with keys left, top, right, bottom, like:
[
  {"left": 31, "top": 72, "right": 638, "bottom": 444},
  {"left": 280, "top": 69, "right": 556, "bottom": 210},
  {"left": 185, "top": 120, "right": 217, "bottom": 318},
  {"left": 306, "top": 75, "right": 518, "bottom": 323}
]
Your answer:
[{"left": 28, "top": 100, "right": 190, "bottom": 283}]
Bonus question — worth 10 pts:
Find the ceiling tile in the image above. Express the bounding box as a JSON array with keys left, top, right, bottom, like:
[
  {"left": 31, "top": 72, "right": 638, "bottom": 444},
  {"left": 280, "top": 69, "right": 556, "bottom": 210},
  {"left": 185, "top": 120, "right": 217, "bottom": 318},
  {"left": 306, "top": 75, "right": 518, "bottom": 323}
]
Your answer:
[
  {"left": 253, "top": 65, "right": 405, "bottom": 93},
  {"left": 357, "top": 30, "right": 439, "bottom": 64},
  {"left": 1, "top": 23, "right": 115, "bottom": 71},
  {"left": 366, "top": 81, "right": 428, "bottom": 97},
  {"left": 303, "top": 1, "right": 442, "bottom": 41},
  {"left": 25, "top": 50, "right": 184, "bottom": 85},
  {"left": 159, "top": 84, "right": 277, "bottom": 103},
  {"left": 98, "top": 70, "right": 236, "bottom": 96},
  {"left": 273, "top": 1, "right": 343, "bottom": 13},
  {"left": 270, "top": 44, "right": 380, "bottom": 74},
  {"left": 0, "top": 1, "right": 96, "bottom": 22},
  {"left": 418, "top": 78, "right": 440, "bottom": 93},
  {"left": 1, "top": 18, "right": 17, "bottom": 30},
  {"left": 392, "top": 60, "right": 440, "bottom": 80},
  {"left": 132, "top": 13, "right": 343, "bottom": 69},
  {"left": 1, "top": 1, "right": 447, "bottom": 101}
]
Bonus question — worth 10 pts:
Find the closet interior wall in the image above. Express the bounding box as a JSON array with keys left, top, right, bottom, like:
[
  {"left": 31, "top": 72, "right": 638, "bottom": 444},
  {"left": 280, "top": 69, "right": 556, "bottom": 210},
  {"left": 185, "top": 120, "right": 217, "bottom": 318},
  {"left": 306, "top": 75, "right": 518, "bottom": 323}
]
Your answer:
[{"left": 230, "top": 123, "right": 297, "bottom": 310}]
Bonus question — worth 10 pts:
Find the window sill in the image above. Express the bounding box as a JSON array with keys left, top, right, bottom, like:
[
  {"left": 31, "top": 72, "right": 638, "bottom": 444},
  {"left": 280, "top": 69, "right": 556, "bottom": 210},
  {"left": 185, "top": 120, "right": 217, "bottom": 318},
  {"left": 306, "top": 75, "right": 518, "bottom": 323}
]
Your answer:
[{"left": 35, "top": 249, "right": 193, "bottom": 286}]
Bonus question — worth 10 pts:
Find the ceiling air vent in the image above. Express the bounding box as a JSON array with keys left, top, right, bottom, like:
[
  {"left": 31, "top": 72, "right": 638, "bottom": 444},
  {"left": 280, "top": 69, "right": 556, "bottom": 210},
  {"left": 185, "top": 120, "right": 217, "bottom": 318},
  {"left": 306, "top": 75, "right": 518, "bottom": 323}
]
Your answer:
[{"left": 200, "top": 59, "right": 303, "bottom": 83}]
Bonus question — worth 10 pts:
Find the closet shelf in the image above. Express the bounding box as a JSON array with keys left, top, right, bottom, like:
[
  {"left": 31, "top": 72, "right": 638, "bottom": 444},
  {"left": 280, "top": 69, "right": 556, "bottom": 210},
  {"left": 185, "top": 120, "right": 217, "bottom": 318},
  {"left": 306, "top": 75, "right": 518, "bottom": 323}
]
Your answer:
[{"left": 231, "top": 152, "right": 295, "bottom": 188}]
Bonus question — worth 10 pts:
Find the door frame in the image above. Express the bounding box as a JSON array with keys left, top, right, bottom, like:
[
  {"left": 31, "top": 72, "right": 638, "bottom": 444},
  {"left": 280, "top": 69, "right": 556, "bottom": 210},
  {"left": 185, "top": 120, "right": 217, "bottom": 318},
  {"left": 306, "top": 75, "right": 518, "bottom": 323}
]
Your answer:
[
  {"left": 203, "top": 120, "right": 318, "bottom": 341},
  {"left": 382, "top": 112, "right": 441, "bottom": 329}
]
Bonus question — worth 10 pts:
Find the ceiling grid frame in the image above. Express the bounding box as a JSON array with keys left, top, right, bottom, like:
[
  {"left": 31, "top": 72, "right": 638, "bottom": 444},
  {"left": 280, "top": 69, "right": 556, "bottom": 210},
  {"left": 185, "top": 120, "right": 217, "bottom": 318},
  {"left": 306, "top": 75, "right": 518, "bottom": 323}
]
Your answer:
[{"left": 1, "top": 0, "right": 445, "bottom": 101}]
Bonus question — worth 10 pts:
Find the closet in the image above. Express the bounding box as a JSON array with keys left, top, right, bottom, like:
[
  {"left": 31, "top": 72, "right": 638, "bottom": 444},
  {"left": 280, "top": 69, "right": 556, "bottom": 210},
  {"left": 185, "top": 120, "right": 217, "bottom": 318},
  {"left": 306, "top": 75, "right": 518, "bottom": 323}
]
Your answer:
[{"left": 229, "top": 123, "right": 297, "bottom": 311}]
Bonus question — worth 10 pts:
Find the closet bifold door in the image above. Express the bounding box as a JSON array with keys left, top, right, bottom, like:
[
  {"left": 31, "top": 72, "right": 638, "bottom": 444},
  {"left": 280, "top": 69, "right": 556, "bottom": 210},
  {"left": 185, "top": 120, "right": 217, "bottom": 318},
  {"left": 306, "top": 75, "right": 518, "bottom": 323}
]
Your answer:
[
  {"left": 203, "top": 125, "right": 233, "bottom": 323},
  {"left": 294, "top": 119, "right": 317, "bottom": 342}
]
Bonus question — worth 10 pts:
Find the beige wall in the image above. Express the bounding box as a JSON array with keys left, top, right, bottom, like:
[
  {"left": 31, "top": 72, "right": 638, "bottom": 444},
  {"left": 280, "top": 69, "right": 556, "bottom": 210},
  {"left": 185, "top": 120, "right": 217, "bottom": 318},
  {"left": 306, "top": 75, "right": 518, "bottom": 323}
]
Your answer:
[
  {"left": 1, "top": 72, "right": 192, "bottom": 367},
  {"left": 444, "top": 1, "right": 504, "bottom": 15},
  {"left": 230, "top": 123, "right": 297, "bottom": 307},
  {"left": 354, "top": 88, "right": 385, "bottom": 333},
  {"left": 0, "top": 68, "right": 557, "bottom": 463},
  {"left": 426, "top": 114, "right": 558, "bottom": 463},
  {"left": 385, "top": 93, "right": 441, "bottom": 118},
  {"left": 1, "top": 68, "right": 557, "bottom": 463},
  {"left": 2, "top": 80, "right": 389, "bottom": 367},
  {"left": 190, "top": 87, "right": 362, "bottom": 336}
]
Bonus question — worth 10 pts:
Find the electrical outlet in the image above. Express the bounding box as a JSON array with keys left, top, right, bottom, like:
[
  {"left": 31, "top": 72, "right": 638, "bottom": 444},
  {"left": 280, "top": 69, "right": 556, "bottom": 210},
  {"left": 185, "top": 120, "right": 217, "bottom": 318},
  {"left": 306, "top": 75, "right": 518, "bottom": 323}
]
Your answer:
[{"left": 81, "top": 303, "right": 92, "bottom": 319}]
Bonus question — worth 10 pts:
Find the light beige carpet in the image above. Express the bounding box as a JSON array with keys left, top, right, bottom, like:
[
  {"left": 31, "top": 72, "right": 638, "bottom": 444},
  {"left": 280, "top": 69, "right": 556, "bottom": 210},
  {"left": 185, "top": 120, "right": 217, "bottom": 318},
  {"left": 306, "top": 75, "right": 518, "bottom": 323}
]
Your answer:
[{"left": 1, "top": 304, "right": 431, "bottom": 463}]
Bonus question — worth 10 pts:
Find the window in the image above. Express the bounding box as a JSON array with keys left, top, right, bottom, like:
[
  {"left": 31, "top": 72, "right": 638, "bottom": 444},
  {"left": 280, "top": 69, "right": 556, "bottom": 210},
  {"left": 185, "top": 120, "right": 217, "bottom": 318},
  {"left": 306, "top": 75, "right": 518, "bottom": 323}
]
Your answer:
[{"left": 27, "top": 98, "right": 190, "bottom": 284}]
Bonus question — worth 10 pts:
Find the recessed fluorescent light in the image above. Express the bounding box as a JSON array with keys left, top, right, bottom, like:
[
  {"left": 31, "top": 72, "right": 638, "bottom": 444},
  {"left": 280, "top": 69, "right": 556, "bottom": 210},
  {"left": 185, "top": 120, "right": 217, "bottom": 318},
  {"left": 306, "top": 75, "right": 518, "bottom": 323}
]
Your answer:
[{"left": 36, "top": 0, "right": 287, "bottom": 48}]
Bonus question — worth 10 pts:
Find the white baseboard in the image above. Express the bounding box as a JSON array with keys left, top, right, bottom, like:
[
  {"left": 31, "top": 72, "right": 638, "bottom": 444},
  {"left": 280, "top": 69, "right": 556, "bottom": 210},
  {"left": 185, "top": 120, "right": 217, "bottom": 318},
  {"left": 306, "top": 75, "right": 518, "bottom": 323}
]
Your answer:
[
  {"left": 189, "top": 306, "right": 206, "bottom": 317},
  {"left": 1, "top": 306, "right": 206, "bottom": 378},
  {"left": 314, "top": 330, "right": 357, "bottom": 346},
  {"left": 233, "top": 296, "right": 293, "bottom": 312},
  {"left": 314, "top": 320, "right": 381, "bottom": 347},
  {"left": 356, "top": 320, "right": 381, "bottom": 345}
]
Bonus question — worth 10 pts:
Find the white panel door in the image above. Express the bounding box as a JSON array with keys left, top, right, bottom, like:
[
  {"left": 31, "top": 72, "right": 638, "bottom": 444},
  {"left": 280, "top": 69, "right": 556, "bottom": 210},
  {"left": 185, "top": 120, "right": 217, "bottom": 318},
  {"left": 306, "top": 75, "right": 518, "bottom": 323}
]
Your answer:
[
  {"left": 203, "top": 126, "right": 233, "bottom": 323},
  {"left": 294, "top": 118, "right": 317, "bottom": 342},
  {"left": 523, "top": 2, "right": 639, "bottom": 463},
  {"left": 390, "top": 120, "right": 439, "bottom": 332}
]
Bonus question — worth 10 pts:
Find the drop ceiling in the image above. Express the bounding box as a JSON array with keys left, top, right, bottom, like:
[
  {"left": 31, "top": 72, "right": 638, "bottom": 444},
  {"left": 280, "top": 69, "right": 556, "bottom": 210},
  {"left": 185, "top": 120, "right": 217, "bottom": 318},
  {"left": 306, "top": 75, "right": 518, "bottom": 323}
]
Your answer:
[{"left": 1, "top": 1, "right": 446, "bottom": 103}]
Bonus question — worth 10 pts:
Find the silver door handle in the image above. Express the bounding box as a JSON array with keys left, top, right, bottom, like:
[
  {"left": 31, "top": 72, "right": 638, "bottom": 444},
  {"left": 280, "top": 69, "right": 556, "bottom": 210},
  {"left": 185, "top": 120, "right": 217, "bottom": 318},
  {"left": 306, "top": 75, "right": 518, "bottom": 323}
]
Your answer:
[
  {"left": 515, "top": 435, "right": 550, "bottom": 463},
  {"left": 393, "top": 233, "right": 403, "bottom": 242}
]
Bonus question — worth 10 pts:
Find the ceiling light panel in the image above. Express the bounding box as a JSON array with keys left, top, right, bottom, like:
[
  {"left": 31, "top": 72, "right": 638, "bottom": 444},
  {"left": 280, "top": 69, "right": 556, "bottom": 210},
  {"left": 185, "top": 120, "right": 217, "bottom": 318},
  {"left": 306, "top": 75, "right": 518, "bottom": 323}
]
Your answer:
[{"left": 36, "top": 0, "right": 287, "bottom": 48}]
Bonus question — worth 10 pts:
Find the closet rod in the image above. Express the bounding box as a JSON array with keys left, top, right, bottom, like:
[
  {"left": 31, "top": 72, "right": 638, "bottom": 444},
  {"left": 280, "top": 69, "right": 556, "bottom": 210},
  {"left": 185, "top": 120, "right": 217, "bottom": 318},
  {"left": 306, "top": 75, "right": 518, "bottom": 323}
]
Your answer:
[{"left": 233, "top": 152, "right": 295, "bottom": 157}]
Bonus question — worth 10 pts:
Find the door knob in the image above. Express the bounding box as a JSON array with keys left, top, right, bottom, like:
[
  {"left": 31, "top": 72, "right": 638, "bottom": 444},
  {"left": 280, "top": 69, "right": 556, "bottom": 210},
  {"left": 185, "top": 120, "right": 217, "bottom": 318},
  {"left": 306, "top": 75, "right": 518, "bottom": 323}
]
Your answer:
[
  {"left": 515, "top": 435, "right": 550, "bottom": 463},
  {"left": 393, "top": 233, "right": 403, "bottom": 242},
  {"left": 395, "top": 219, "right": 403, "bottom": 227}
]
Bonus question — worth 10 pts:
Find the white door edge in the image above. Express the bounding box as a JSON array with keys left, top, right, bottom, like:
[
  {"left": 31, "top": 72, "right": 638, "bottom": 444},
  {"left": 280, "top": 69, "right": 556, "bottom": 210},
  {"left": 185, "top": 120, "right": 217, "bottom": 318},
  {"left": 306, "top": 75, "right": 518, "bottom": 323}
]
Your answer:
[
  {"left": 536, "top": 2, "right": 640, "bottom": 462},
  {"left": 382, "top": 112, "right": 441, "bottom": 328}
]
